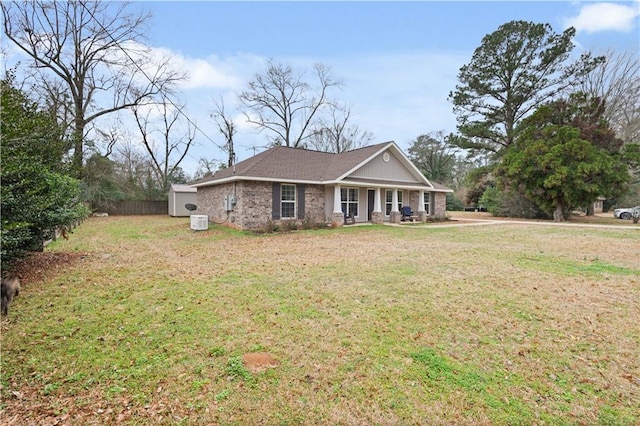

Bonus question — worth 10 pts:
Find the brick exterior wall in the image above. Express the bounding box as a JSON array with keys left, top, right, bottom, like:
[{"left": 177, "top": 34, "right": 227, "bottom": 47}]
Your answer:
[
  {"left": 304, "top": 184, "right": 327, "bottom": 224},
  {"left": 236, "top": 181, "right": 272, "bottom": 229},
  {"left": 433, "top": 192, "right": 446, "bottom": 218},
  {"left": 197, "top": 181, "right": 326, "bottom": 231},
  {"left": 408, "top": 190, "right": 447, "bottom": 218},
  {"left": 196, "top": 182, "right": 238, "bottom": 227},
  {"left": 197, "top": 181, "right": 448, "bottom": 229},
  {"left": 409, "top": 191, "right": 420, "bottom": 214}
]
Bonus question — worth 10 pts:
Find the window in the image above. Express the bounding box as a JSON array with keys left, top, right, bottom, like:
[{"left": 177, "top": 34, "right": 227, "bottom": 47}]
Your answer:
[
  {"left": 385, "top": 190, "right": 402, "bottom": 215},
  {"left": 424, "top": 192, "right": 431, "bottom": 215},
  {"left": 281, "top": 184, "right": 296, "bottom": 218},
  {"left": 341, "top": 187, "right": 358, "bottom": 217}
]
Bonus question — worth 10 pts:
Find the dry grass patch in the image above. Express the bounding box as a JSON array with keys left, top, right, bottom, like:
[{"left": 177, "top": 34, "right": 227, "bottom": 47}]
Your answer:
[{"left": 1, "top": 216, "right": 638, "bottom": 425}]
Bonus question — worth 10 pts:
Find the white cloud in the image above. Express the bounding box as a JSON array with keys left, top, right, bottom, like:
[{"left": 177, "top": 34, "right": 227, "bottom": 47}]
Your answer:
[
  {"left": 144, "top": 46, "right": 253, "bottom": 90},
  {"left": 179, "top": 57, "right": 238, "bottom": 89},
  {"left": 175, "top": 49, "right": 470, "bottom": 171},
  {"left": 564, "top": 2, "right": 640, "bottom": 33}
]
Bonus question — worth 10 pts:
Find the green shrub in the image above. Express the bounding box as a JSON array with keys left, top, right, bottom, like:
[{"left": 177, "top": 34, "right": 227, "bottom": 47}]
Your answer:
[
  {"left": 446, "top": 193, "right": 465, "bottom": 211},
  {"left": 480, "top": 188, "right": 547, "bottom": 219},
  {"left": 479, "top": 187, "right": 504, "bottom": 215}
]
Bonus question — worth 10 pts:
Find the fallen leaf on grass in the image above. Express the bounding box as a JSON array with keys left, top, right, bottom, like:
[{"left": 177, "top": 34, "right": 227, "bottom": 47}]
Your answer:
[{"left": 622, "top": 374, "right": 640, "bottom": 386}]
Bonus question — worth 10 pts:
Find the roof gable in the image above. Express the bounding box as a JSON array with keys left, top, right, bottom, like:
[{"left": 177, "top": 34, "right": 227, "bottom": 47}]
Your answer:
[{"left": 348, "top": 150, "right": 419, "bottom": 183}]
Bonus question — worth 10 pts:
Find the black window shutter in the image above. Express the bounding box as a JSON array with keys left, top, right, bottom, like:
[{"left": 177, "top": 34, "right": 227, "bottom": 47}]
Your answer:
[
  {"left": 272, "top": 183, "right": 281, "bottom": 219},
  {"left": 297, "top": 184, "right": 305, "bottom": 219}
]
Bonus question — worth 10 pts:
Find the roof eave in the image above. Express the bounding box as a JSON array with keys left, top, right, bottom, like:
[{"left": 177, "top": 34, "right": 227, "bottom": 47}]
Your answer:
[
  {"left": 192, "top": 175, "right": 326, "bottom": 188},
  {"left": 327, "top": 178, "right": 453, "bottom": 192},
  {"left": 194, "top": 176, "right": 452, "bottom": 192}
]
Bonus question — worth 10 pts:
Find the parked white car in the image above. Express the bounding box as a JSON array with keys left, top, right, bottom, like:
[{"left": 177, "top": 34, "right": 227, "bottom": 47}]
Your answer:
[{"left": 613, "top": 205, "right": 640, "bottom": 220}]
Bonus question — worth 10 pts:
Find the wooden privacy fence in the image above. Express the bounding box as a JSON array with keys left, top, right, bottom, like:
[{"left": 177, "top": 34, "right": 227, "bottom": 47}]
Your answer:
[{"left": 92, "top": 200, "right": 168, "bottom": 216}]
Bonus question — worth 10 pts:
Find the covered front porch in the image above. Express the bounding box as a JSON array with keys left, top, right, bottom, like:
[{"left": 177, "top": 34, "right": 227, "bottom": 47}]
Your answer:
[{"left": 326, "top": 184, "right": 447, "bottom": 227}]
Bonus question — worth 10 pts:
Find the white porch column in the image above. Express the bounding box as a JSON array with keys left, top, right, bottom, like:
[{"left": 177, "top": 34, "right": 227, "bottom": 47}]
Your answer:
[
  {"left": 391, "top": 188, "right": 399, "bottom": 212},
  {"left": 374, "top": 188, "right": 382, "bottom": 212},
  {"left": 418, "top": 191, "right": 425, "bottom": 212},
  {"left": 371, "top": 187, "right": 384, "bottom": 224},
  {"left": 333, "top": 185, "right": 342, "bottom": 214}
]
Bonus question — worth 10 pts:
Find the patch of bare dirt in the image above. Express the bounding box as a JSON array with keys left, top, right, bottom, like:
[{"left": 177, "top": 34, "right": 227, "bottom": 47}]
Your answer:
[
  {"left": 9, "top": 251, "right": 89, "bottom": 285},
  {"left": 242, "top": 352, "right": 280, "bottom": 373}
]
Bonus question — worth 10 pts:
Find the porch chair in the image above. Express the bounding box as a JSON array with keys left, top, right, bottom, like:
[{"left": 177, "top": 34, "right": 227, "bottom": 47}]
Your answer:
[
  {"left": 401, "top": 206, "right": 415, "bottom": 222},
  {"left": 343, "top": 208, "right": 356, "bottom": 225}
]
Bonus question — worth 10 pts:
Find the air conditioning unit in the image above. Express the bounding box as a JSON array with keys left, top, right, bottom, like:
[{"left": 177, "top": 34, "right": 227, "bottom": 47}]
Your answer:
[{"left": 190, "top": 215, "right": 208, "bottom": 231}]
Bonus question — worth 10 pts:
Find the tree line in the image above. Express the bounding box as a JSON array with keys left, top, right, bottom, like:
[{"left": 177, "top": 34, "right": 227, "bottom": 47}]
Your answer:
[{"left": 2, "top": 2, "right": 638, "bottom": 271}]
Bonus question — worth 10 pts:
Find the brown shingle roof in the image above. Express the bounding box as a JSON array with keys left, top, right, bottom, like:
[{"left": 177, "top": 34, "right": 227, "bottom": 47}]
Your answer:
[
  {"left": 192, "top": 141, "right": 452, "bottom": 192},
  {"left": 196, "top": 142, "right": 391, "bottom": 184}
]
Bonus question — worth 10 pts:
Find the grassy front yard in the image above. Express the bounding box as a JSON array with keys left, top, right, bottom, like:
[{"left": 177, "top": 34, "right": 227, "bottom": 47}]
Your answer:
[{"left": 1, "top": 216, "right": 639, "bottom": 425}]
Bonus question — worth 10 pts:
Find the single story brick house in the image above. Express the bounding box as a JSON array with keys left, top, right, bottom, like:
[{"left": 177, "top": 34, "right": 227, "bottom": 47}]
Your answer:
[{"left": 190, "top": 141, "right": 452, "bottom": 230}]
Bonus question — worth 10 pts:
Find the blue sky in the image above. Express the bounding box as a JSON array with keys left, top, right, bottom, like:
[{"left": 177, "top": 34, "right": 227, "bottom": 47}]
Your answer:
[{"left": 4, "top": 1, "right": 640, "bottom": 176}]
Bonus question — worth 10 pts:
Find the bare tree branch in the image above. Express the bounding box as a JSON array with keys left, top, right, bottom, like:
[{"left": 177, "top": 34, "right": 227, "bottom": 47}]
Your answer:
[
  {"left": 580, "top": 49, "right": 640, "bottom": 145},
  {"left": 309, "top": 103, "right": 374, "bottom": 153},
  {"left": 238, "top": 59, "right": 340, "bottom": 148},
  {"left": 132, "top": 94, "right": 195, "bottom": 192},
  {"left": 2, "top": 1, "right": 184, "bottom": 177},
  {"left": 211, "top": 97, "right": 237, "bottom": 167}
]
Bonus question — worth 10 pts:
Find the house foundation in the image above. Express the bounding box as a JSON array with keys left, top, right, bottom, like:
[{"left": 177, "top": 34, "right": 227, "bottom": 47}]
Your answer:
[
  {"left": 331, "top": 212, "right": 345, "bottom": 227},
  {"left": 390, "top": 211, "right": 402, "bottom": 224},
  {"left": 371, "top": 211, "right": 384, "bottom": 224}
]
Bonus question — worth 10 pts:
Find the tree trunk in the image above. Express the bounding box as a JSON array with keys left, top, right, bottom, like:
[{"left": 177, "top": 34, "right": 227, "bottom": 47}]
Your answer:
[
  {"left": 71, "top": 124, "right": 84, "bottom": 180},
  {"left": 553, "top": 202, "right": 565, "bottom": 222},
  {"left": 586, "top": 203, "right": 594, "bottom": 216}
]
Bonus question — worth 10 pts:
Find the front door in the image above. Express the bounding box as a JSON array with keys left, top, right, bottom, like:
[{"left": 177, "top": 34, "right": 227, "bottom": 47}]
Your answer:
[{"left": 367, "top": 189, "right": 375, "bottom": 221}]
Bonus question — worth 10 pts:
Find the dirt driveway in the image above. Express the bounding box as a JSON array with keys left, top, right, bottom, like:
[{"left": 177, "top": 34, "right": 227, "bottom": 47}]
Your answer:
[{"left": 390, "top": 211, "right": 640, "bottom": 230}]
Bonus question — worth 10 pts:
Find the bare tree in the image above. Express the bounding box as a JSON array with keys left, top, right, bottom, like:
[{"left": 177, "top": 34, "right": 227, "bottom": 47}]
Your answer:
[
  {"left": 580, "top": 49, "right": 640, "bottom": 145},
  {"left": 193, "top": 158, "right": 221, "bottom": 180},
  {"left": 30, "top": 77, "right": 74, "bottom": 139},
  {"left": 211, "top": 97, "right": 237, "bottom": 167},
  {"left": 308, "top": 103, "right": 374, "bottom": 153},
  {"left": 112, "top": 139, "right": 150, "bottom": 196},
  {"left": 238, "top": 59, "right": 340, "bottom": 148},
  {"left": 132, "top": 95, "right": 195, "bottom": 192},
  {"left": 2, "top": 1, "right": 183, "bottom": 177},
  {"left": 93, "top": 127, "right": 120, "bottom": 158}
]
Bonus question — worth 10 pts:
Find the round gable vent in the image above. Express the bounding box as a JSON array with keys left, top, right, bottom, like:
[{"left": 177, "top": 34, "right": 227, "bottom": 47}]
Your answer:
[{"left": 383, "top": 152, "right": 390, "bottom": 163}]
